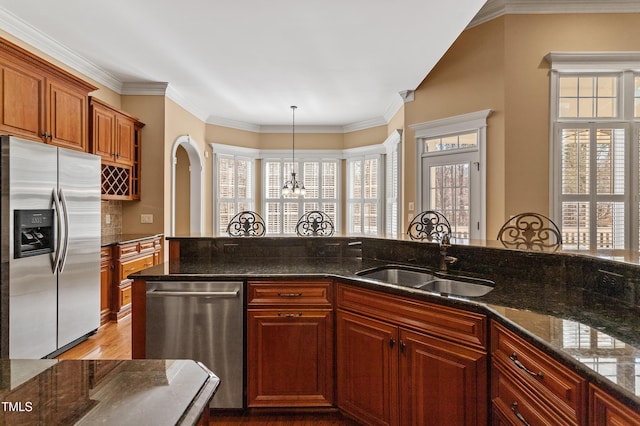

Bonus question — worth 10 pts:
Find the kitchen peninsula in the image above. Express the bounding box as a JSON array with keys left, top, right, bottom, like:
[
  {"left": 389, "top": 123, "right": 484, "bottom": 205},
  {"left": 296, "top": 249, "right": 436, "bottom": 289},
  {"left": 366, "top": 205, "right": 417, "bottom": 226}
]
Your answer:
[
  {"left": 133, "top": 236, "right": 640, "bottom": 425},
  {"left": 0, "top": 358, "right": 219, "bottom": 425}
]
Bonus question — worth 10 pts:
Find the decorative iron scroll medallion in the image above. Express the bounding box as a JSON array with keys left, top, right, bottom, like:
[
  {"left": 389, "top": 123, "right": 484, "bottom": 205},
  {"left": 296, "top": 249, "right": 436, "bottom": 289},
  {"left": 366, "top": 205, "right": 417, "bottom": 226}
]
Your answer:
[
  {"left": 497, "top": 212, "right": 562, "bottom": 251},
  {"left": 226, "top": 211, "right": 266, "bottom": 237},
  {"left": 407, "top": 210, "right": 452, "bottom": 242},
  {"left": 295, "top": 210, "right": 335, "bottom": 237}
]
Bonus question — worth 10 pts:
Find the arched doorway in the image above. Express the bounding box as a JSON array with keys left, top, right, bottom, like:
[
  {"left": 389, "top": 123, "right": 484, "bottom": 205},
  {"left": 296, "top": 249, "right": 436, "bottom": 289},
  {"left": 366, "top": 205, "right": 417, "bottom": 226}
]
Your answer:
[{"left": 171, "top": 135, "right": 203, "bottom": 235}]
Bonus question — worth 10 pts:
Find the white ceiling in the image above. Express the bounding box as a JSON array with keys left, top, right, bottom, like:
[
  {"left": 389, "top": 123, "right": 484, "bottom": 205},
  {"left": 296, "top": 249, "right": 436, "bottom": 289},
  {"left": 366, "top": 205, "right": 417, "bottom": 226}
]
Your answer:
[
  {"left": 0, "top": 0, "right": 487, "bottom": 129},
  {"left": 0, "top": 0, "right": 638, "bottom": 130}
]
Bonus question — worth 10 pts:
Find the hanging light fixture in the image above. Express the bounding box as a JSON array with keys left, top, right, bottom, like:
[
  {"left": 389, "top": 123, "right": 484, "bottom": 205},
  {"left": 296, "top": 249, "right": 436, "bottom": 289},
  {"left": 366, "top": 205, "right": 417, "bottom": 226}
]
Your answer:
[{"left": 282, "top": 105, "right": 305, "bottom": 196}]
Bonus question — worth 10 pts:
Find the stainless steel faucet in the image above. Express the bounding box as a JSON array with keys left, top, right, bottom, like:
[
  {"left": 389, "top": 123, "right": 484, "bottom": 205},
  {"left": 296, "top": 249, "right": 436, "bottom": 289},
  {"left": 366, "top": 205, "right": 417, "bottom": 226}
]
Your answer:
[{"left": 439, "top": 234, "right": 458, "bottom": 272}]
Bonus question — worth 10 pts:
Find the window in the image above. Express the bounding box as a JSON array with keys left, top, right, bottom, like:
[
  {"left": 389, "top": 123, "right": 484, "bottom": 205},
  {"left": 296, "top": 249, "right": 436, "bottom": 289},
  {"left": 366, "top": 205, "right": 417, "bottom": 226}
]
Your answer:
[
  {"left": 411, "top": 110, "right": 491, "bottom": 240},
  {"left": 263, "top": 158, "right": 339, "bottom": 235},
  {"left": 548, "top": 53, "right": 640, "bottom": 251},
  {"left": 211, "top": 144, "right": 258, "bottom": 235},
  {"left": 347, "top": 155, "right": 382, "bottom": 235}
]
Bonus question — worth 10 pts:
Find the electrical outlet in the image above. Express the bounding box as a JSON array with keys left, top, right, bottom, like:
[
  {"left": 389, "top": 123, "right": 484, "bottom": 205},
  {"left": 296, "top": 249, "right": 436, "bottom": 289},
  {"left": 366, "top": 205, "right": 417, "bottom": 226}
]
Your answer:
[{"left": 140, "top": 214, "right": 154, "bottom": 224}]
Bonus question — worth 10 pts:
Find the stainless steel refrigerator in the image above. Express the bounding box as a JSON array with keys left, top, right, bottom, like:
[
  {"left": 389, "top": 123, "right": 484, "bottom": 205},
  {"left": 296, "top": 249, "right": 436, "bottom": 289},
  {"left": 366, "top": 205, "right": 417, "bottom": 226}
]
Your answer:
[{"left": 0, "top": 136, "right": 101, "bottom": 359}]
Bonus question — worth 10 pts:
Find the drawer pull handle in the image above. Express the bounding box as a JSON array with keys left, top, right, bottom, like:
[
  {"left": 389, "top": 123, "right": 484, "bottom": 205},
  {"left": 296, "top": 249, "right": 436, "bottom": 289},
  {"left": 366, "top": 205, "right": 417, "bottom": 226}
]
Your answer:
[
  {"left": 126, "top": 267, "right": 136, "bottom": 272},
  {"left": 510, "top": 402, "right": 531, "bottom": 426},
  {"left": 510, "top": 353, "right": 543, "bottom": 378},
  {"left": 278, "top": 293, "right": 302, "bottom": 297},
  {"left": 278, "top": 312, "right": 302, "bottom": 317}
]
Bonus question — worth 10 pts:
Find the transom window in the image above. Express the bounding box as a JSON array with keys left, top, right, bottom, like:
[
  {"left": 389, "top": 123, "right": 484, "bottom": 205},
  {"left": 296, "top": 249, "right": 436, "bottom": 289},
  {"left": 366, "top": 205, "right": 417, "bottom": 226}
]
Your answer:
[{"left": 558, "top": 75, "right": 617, "bottom": 118}]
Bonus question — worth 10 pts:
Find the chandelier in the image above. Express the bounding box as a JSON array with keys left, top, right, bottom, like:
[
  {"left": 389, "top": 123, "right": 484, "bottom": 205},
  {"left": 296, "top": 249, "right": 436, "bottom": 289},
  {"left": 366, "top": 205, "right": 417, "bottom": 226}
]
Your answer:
[{"left": 282, "top": 105, "right": 305, "bottom": 196}]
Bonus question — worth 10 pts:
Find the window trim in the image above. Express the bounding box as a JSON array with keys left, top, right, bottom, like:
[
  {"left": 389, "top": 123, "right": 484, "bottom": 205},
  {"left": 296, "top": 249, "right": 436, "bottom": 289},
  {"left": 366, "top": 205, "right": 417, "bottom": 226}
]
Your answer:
[
  {"left": 410, "top": 109, "right": 491, "bottom": 240},
  {"left": 547, "top": 52, "right": 640, "bottom": 251}
]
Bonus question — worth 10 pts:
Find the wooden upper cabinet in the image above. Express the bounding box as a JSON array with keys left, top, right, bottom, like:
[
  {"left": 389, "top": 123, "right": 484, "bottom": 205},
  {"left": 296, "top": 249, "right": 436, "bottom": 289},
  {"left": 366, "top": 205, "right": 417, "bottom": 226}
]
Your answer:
[
  {"left": 0, "top": 37, "right": 96, "bottom": 151},
  {"left": 115, "top": 114, "right": 134, "bottom": 165},
  {"left": 92, "top": 103, "right": 115, "bottom": 158},
  {"left": 0, "top": 61, "right": 45, "bottom": 141},
  {"left": 90, "top": 97, "right": 137, "bottom": 166},
  {"left": 47, "top": 79, "right": 89, "bottom": 151}
]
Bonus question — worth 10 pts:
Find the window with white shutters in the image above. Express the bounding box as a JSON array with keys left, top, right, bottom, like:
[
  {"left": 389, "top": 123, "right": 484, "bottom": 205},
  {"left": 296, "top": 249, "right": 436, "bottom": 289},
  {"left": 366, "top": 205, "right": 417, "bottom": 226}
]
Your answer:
[
  {"left": 263, "top": 158, "right": 339, "bottom": 235},
  {"left": 214, "top": 153, "right": 255, "bottom": 235},
  {"left": 548, "top": 53, "right": 640, "bottom": 251},
  {"left": 347, "top": 156, "right": 383, "bottom": 235}
]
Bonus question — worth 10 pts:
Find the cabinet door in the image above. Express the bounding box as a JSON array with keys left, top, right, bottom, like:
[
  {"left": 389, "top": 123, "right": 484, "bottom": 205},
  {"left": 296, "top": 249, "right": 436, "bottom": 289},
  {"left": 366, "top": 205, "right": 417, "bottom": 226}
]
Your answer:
[
  {"left": 337, "top": 309, "right": 399, "bottom": 426},
  {"left": 247, "top": 309, "right": 333, "bottom": 407},
  {"left": 47, "top": 79, "right": 88, "bottom": 151},
  {"left": 99, "top": 258, "right": 112, "bottom": 325},
  {"left": 399, "top": 328, "right": 487, "bottom": 426},
  {"left": 114, "top": 114, "right": 135, "bottom": 165},
  {"left": 0, "top": 62, "right": 45, "bottom": 141},
  {"left": 590, "top": 384, "right": 640, "bottom": 426},
  {"left": 91, "top": 104, "right": 115, "bottom": 160}
]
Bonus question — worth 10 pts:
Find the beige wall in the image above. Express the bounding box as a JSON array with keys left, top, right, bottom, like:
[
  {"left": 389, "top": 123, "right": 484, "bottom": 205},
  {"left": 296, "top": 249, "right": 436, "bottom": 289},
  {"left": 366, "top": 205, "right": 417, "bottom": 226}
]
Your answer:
[{"left": 404, "top": 17, "right": 506, "bottom": 236}]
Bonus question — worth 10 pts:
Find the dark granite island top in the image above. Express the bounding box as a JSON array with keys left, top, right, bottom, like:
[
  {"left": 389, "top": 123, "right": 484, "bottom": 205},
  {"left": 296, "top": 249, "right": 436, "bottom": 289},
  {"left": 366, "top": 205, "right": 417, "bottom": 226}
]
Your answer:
[
  {"left": 0, "top": 358, "right": 219, "bottom": 425},
  {"left": 131, "top": 236, "right": 640, "bottom": 413}
]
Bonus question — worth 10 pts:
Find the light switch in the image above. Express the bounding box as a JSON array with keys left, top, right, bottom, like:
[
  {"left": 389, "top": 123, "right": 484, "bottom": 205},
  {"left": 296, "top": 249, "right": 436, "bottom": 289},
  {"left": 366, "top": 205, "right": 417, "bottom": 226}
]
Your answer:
[
  {"left": 141, "top": 214, "right": 154, "bottom": 224},
  {"left": 105, "top": 214, "right": 111, "bottom": 224},
  {"left": 408, "top": 202, "right": 415, "bottom": 211}
]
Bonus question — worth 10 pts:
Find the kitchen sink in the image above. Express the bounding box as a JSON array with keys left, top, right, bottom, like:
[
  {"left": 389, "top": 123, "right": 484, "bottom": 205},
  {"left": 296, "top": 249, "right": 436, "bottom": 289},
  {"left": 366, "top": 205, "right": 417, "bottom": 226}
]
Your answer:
[
  {"left": 418, "top": 277, "right": 494, "bottom": 297},
  {"left": 356, "top": 265, "right": 494, "bottom": 297},
  {"left": 356, "top": 266, "right": 434, "bottom": 288}
]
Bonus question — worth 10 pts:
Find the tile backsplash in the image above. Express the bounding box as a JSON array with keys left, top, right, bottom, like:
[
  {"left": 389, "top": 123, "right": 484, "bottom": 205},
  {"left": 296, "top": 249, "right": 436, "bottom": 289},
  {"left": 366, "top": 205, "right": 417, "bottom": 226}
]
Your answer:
[{"left": 101, "top": 200, "right": 122, "bottom": 236}]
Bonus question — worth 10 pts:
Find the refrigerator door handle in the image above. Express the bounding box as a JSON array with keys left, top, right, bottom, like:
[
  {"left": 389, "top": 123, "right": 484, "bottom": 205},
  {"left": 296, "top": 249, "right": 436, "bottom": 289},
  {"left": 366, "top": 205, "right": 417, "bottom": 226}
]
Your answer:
[
  {"left": 58, "top": 188, "right": 70, "bottom": 273},
  {"left": 52, "top": 188, "right": 63, "bottom": 274}
]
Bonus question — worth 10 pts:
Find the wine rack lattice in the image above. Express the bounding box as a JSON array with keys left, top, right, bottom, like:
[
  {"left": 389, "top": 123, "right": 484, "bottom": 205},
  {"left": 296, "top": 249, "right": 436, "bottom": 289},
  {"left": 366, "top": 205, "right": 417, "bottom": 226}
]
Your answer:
[{"left": 101, "top": 164, "right": 131, "bottom": 198}]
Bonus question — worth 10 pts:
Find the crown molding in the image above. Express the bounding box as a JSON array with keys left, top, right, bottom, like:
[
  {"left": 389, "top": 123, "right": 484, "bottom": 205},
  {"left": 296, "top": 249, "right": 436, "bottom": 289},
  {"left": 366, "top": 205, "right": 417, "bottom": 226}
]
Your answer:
[
  {"left": 469, "top": 0, "right": 640, "bottom": 28},
  {"left": 121, "top": 82, "right": 169, "bottom": 95},
  {"left": 0, "top": 7, "right": 123, "bottom": 92},
  {"left": 545, "top": 51, "right": 640, "bottom": 71},
  {"left": 343, "top": 116, "right": 388, "bottom": 133}
]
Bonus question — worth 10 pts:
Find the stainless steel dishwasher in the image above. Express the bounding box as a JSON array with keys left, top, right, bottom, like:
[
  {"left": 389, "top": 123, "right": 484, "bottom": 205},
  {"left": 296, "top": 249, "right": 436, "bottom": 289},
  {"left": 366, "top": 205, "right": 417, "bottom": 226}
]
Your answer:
[{"left": 145, "top": 281, "right": 244, "bottom": 409}]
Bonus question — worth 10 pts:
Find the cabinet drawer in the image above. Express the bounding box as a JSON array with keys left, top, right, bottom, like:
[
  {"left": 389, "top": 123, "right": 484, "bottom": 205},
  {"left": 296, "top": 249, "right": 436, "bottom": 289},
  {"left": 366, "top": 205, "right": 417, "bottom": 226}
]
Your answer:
[
  {"left": 491, "top": 321, "right": 586, "bottom": 424},
  {"left": 119, "top": 282, "right": 132, "bottom": 307},
  {"left": 117, "top": 242, "right": 139, "bottom": 258},
  {"left": 139, "top": 240, "right": 155, "bottom": 252},
  {"left": 100, "top": 246, "right": 112, "bottom": 261},
  {"left": 248, "top": 281, "right": 332, "bottom": 307},
  {"left": 336, "top": 283, "right": 486, "bottom": 350},
  {"left": 119, "top": 254, "right": 154, "bottom": 279},
  {"left": 492, "top": 362, "right": 574, "bottom": 426}
]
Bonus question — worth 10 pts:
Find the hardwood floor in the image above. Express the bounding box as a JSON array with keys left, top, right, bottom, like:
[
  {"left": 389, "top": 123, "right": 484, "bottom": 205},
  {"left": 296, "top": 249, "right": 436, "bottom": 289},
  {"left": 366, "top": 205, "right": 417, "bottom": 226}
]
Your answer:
[
  {"left": 210, "top": 411, "right": 361, "bottom": 425},
  {"left": 56, "top": 316, "right": 132, "bottom": 360},
  {"left": 56, "top": 316, "right": 361, "bottom": 425}
]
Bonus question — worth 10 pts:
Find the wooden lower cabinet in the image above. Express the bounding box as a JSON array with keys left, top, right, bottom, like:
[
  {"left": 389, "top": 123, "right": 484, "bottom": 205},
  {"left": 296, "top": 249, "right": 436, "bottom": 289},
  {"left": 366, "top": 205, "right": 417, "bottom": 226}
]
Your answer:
[
  {"left": 336, "top": 284, "right": 488, "bottom": 426},
  {"left": 247, "top": 309, "right": 333, "bottom": 407},
  {"left": 111, "top": 236, "right": 163, "bottom": 321},
  {"left": 491, "top": 321, "right": 587, "bottom": 426},
  {"left": 590, "top": 384, "right": 640, "bottom": 426},
  {"left": 99, "top": 246, "right": 113, "bottom": 326},
  {"left": 247, "top": 280, "right": 334, "bottom": 408},
  {"left": 336, "top": 310, "right": 398, "bottom": 426},
  {"left": 399, "top": 328, "right": 487, "bottom": 426}
]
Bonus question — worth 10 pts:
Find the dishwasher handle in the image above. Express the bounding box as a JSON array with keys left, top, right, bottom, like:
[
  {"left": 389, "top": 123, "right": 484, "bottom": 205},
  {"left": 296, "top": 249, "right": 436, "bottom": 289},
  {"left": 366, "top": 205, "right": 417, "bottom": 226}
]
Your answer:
[{"left": 146, "top": 288, "right": 240, "bottom": 298}]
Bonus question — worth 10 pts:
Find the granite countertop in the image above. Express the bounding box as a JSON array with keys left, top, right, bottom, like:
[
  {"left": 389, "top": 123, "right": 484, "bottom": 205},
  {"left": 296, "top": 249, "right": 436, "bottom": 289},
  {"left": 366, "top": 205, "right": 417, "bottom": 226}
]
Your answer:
[
  {"left": 0, "top": 359, "right": 218, "bottom": 425},
  {"left": 101, "top": 233, "right": 164, "bottom": 247},
  {"left": 133, "top": 255, "right": 640, "bottom": 410}
]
